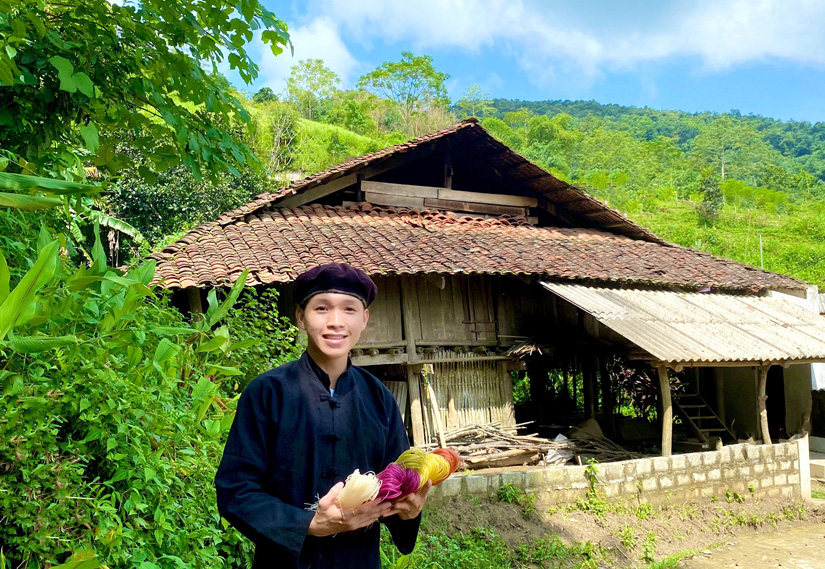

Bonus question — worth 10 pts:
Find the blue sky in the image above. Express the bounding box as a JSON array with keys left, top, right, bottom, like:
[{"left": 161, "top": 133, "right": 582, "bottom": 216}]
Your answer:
[{"left": 238, "top": 0, "right": 825, "bottom": 123}]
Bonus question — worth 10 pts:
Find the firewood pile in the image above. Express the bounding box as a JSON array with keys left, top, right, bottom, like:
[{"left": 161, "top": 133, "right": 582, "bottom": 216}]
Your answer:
[
  {"left": 421, "top": 422, "right": 574, "bottom": 469},
  {"left": 421, "top": 420, "right": 641, "bottom": 469}
]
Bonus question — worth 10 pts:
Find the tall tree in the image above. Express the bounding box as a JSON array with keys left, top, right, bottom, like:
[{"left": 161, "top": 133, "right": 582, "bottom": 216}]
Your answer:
[
  {"left": 285, "top": 59, "right": 340, "bottom": 121},
  {"left": 0, "top": 0, "right": 290, "bottom": 182},
  {"left": 690, "top": 116, "right": 779, "bottom": 186},
  {"left": 455, "top": 85, "right": 494, "bottom": 119},
  {"left": 357, "top": 52, "right": 449, "bottom": 134}
]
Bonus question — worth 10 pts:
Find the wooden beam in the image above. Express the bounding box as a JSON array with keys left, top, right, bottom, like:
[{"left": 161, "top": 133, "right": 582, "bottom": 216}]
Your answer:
[
  {"left": 362, "top": 180, "right": 438, "bottom": 199},
  {"left": 423, "top": 198, "right": 527, "bottom": 217},
  {"left": 351, "top": 352, "right": 408, "bottom": 366},
  {"left": 436, "top": 188, "right": 537, "bottom": 208},
  {"left": 758, "top": 365, "right": 772, "bottom": 444},
  {"left": 364, "top": 192, "right": 425, "bottom": 209},
  {"left": 657, "top": 365, "right": 673, "bottom": 457},
  {"left": 362, "top": 180, "right": 538, "bottom": 207}
]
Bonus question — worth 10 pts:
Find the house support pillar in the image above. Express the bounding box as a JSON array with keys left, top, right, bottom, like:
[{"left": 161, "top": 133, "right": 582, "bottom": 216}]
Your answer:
[
  {"left": 758, "top": 365, "right": 772, "bottom": 445},
  {"left": 186, "top": 286, "right": 203, "bottom": 321},
  {"left": 657, "top": 365, "right": 672, "bottom": 457}
]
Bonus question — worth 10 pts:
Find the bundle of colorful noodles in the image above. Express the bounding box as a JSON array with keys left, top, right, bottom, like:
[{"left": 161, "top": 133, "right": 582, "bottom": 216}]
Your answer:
[{"left": 333, "top": 447, "right": 462, "bottom": 509}]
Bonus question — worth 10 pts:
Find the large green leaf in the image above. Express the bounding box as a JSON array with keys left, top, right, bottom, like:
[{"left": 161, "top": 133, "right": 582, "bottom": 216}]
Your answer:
[
  {"left": 86, "top": 208, "right": 145, "bottom": 242},
  {"left": 48, "top": 55, "right": 77, "bottom": 93},
  {"left": 205, "top": 269, "right": 249, "bottom": 327},
  {"left": 5, "top": 334, "right": 78, "bottom": 353},
  {"left": 0, "top": 192, "right": 62, "bottom": 209},
  {"left": 0, "top": 240, "right": 58, "bottom": 341},
  {"left": 0, "top": 172, "right": 102, "bottom": 195}
]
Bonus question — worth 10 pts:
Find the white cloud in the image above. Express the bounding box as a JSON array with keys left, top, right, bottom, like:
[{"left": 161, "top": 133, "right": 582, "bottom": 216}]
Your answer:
[
  {"left": 254, "top": 16, "right": 359, "bottom": 92},
  {"left": 304, "top": 0, "right": 825, "bottom": 89}
]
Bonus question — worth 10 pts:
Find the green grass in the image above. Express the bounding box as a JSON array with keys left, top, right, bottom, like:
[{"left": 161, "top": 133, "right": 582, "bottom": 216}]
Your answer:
[{"left": 293, "top": 120, "right": 389, "bottom": 173}]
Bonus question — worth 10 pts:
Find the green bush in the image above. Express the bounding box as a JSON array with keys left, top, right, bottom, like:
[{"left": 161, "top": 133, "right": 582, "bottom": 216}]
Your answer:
[{"left": 0, "top": 226, "right": 295, "bottom": 567}]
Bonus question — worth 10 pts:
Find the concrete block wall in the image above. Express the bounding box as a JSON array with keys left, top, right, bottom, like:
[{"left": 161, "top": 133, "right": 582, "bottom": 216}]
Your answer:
[{"left": 430, "top": 437, "right": 810, "bottom": 507}]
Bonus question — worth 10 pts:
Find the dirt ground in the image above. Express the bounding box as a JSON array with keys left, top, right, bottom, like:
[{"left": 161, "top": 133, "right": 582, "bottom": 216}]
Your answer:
[
  {"left": 426, "top": 482, "right": 825, "bottom": 568},
  {"left": 680, "top": 523, "right": 825, "bottom": 568}
]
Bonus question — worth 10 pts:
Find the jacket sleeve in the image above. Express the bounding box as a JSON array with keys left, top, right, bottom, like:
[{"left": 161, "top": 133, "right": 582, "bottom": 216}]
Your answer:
[
  {"left": 215, "top": 377, "right": 315, "bottom": 563},
  {"left": 380, "top": 391, "right": 422, "bottom": 555}
]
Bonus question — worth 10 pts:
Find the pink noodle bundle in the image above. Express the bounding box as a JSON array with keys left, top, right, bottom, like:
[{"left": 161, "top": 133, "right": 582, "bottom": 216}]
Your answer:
[{"left": 377, "top": 463, "right": 421, "bottom": 500}]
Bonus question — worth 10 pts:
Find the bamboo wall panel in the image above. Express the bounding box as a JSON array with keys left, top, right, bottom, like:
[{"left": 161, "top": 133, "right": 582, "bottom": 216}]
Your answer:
[{"left": 419, "top": 356, "right": 515, "bottom": 443}]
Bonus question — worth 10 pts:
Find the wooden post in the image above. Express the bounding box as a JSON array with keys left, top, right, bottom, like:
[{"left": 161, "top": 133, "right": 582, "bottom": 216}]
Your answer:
[
  {"left": 657, "top": 365, "right": 673, "bottom": 457},
  {"left": 715, "top": 369, "right": 726, "bottom": 425},
  {"left": 400, "top": 275, "right": 426, "bottom": 446},
  {"left": 500, "top": 361, "right": 516, "bottom": 426},
  {"left": 186, "top": 286, "right": 203, "bottom": 321},
  {"left": 583, "top": 357, "right": 595, "bottom": 419},
  {"left": 422, "top": 365, "right": 446, "bottom": 448},
  {"left": 599, "top": 355, "right": 614, "bottom": 435},
  {"left": 758, "top": 365, "right": 772, "bottom": 445}
]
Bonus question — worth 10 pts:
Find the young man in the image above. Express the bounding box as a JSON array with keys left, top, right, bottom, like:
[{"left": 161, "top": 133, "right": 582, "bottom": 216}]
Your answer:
[{"left": 215, "top": 263, "right": 429, "bottom": 569}]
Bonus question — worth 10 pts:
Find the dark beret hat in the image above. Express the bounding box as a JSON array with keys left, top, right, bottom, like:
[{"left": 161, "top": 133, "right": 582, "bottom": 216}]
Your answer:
[{"left": 293, "top": 263, "right": 377, "bottom": 307}]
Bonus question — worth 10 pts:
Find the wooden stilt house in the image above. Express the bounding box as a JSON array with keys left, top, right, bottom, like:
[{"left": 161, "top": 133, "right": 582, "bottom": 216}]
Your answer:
[{"left": 152, "top": 119, "right": 825, "bottom": 454}]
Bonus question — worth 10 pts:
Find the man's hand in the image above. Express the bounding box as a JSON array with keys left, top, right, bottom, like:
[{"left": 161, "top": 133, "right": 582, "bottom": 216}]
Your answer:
[
  {"left": 385, "top": 480, "right": 432, "bottom": 520},
  {"left": 308, "top": 482, "right": 394, "bottom": 537}
]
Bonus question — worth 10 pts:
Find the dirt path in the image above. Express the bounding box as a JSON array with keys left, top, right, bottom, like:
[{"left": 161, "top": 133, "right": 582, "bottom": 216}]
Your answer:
[{"left": 682, "top": 522, "right": 825, "bottom": 568}]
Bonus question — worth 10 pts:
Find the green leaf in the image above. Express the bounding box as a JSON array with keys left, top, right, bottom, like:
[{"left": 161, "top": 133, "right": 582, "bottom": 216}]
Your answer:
[
  {"left": 0, "top": 240, "right": 58, "bottom": 341},
  {"left": 5, "top": 334, "right": 78, "bottom": 353},
  {"left": 196, "top": 334, "right": 228, "bottom": 353},
  {"left": 80, "top": 122, "right": 99, "bottom": 153},
  {"left": 205, "top": 269, "right": 249, "bottom": 327},
  {"left": 90, "top": 223, "right": 106, "bottom": 275},
  {"left": 0, "top": 192, "right": 62, "bottom": 209},
  {"left": 37, "top": 223, "right": 51, "bottom": 255},
  {"left": 48, "top": 549, "right": 99, "bottom": 569},
  {"left": 0, "top": 172, "right": 101, "bottom": 195},
  {"left": 86, "top": 208, "right": 145, "bottom": 242},
  {"left": 149, "top": 326, "right": 198, "bottom": 335},
  {"left": 73, "top": 71, "right": 94, "bottom": 97},
  {"left": 206, "top": 364, "right": 243, "bottom": 376},
  {"left": 153, "top": 338, "right": 181, "bottom": 365},
  {"left": 0, "top": 249, "right": 8, "bottom": 303},
  {"left": 48, "top": 55, "right": 77, "bottom": 93},
  {"left": 26, "top": 13, "right": 46, "bottom": 38}
]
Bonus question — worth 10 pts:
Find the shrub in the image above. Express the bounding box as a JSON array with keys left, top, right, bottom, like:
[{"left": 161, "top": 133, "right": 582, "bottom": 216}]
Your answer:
[{"left": 0, "top": 228, "right": 296, "bottom": 568}]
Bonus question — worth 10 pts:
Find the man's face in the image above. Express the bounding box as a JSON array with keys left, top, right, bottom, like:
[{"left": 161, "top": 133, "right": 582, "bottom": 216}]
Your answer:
[{"left": 296, "top": 292, "right": 370, "bottom": 361}]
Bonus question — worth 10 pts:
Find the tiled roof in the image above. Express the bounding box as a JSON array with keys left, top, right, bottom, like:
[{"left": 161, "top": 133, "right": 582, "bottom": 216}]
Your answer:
[
  {"left": 211, "top": 118, "right": 664, "bottom": 243},
  {"left": 150, "top": 203, "right": 804, "bottom": 293}
]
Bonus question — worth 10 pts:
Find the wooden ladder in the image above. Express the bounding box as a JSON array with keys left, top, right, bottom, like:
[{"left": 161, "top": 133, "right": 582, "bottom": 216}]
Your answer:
[{"left": 672, "top": 389, "right": 736, "bottom": 443}]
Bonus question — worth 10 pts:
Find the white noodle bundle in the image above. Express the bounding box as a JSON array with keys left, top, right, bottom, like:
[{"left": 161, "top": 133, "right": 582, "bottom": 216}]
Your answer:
[{"left": 334, "top": 469, "right": 382, "bottom": 509}]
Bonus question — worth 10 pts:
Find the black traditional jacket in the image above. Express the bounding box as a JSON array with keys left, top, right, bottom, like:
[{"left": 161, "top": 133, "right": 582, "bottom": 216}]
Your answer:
[{"left": 215, "top": 352, "right": 420, "bottom": 568}]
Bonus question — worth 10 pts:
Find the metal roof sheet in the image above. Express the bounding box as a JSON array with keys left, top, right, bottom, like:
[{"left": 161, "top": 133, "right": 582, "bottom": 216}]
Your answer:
[{"left": 543, "top": 283, "right": 825, "bottom": 364}]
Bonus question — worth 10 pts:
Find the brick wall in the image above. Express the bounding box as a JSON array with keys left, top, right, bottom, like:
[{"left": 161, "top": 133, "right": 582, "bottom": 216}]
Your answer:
[{"left": 430, "top": 437, "right": 811, "bottom": 506}]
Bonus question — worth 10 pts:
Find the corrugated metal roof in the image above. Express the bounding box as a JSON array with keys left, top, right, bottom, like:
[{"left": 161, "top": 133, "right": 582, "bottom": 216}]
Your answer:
[{"left": 543, "top": 283, "right": 825, "bottom": 364}]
